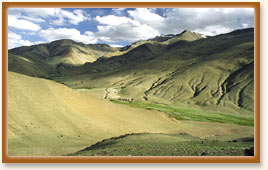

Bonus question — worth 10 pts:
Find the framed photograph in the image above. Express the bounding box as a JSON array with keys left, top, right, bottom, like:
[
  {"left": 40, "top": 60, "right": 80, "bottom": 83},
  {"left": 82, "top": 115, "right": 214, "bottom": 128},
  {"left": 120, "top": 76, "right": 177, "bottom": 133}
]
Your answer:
[{"left": 2, "top": 2, "right": 260, "bottom": 163}]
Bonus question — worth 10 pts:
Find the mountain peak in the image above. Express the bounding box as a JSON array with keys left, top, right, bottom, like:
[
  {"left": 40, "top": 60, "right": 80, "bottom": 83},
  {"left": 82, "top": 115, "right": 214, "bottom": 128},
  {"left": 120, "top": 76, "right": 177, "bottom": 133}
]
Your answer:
[
  {"left": 51, "top": 39, "right": 76, "bottom": 44},
  {"left": 181, "top": 30, "right": 192, "bottom": 34},
  {"left": 175, "top": 30, "right": 207, "bottom": 40}
]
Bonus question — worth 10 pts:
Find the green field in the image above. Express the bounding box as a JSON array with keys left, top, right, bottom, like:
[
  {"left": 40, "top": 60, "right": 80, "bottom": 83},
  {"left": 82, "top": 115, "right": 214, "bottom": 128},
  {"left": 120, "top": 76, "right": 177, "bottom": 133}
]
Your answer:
[{"left": 110, "top": 100, "right": 254, "bottom": 126}]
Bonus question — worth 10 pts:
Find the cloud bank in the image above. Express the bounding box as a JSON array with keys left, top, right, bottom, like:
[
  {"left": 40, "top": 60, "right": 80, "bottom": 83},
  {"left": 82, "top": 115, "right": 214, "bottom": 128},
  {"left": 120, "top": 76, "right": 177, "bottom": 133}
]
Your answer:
[{"left": 8, "top": 8, "right": 254, "bottom": 49}]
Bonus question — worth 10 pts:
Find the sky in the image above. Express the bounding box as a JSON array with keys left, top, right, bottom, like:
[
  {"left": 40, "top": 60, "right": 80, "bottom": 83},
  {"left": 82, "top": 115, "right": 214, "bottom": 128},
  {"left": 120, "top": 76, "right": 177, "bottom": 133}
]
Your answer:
[{"left": 8, "top": 8, "right": 254, "bottom": 49}]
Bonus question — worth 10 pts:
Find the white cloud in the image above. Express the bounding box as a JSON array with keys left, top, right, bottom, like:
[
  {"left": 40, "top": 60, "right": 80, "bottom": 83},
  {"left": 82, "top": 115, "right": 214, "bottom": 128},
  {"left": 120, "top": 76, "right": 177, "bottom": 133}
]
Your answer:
[
  {"left": 20, "top": 16, "right": 45, "bottom": 23},
  {"left": 8, "top": 8, "right": 90, "bottom": 27},
  {"left": 8, "top": 16, "right": 41, "bottom": 31},
  {"left": 53, "top": 9, "right": 90, "bottom": 25},
  {"left": 21, "top": 31, "right": 36, "bottom": 36},
  {"left": 8, "top": 8, "right": 255, "bottom": 48},
  {"left": 109, "top": 44, "right": 123, "bottom": 47},
  {"left": 94, "top": 8, "right": 254, "bottom": 44},
  {"left": 8, "top": 31, "right": 33, "bottom": 49},
  {"left": 67, "top": 9, "right": 90, "bottom": 25},
  {"left": 96, "top": 15, "right": 140, "bottom": 26},
  {"left": 127, "top": 8, "right": 254, "bottom": 36},
  {"left": 39, "top": 28, "right": 98, "bottom": 44},
  {"left": 8, "top": 31, "right": 21, "bottom": 40},
  {"left": 166, "top": 8, "right": 254, "bottom": 35},
  {"left": 128, "top": 8, "right": 165, "bottom": 30},
  {"left": 95, "top": 15, "right": 159, "bottom": 42},
  {"left": 8, "top": 8, "right": 54, "bottom": 24},
  {"left": 20, "top": 8, "right": 56, "bottom": 17},
  {"left": 51, "top": 15, "right": 65, "bottom": 26},
  {"left": 33, "top": 41, "right": 46, "bottom": 45},
  {"left": 194, "top": 26, "right": 232, "bottom": 36}
]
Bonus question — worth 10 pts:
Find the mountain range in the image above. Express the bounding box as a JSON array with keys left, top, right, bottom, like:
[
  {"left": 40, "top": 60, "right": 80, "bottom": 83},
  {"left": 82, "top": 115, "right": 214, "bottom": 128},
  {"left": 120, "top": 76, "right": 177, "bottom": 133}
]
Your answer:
[{"left": 7, "top": 28, "right": 255, "bottom": 156}]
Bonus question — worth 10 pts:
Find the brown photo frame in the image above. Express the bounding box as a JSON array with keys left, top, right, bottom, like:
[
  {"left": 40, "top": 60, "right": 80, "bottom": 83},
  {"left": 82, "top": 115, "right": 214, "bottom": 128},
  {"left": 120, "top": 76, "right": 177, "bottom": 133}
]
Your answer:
[{"left": 2, "top": 2, "right": 260, "bottom": 163}]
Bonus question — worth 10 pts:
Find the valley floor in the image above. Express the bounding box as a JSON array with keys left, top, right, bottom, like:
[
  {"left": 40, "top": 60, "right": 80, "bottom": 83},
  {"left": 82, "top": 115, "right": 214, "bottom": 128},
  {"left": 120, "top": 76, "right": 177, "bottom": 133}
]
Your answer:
[{"left": 8, "top": 72, "right": 254, "bottom": 156}]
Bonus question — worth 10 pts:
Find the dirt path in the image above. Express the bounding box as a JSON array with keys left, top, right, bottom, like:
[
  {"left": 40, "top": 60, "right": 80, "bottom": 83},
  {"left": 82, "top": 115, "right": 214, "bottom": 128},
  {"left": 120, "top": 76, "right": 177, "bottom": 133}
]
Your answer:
[{"left": 104, "top": 88, "right": 120, "bottom": 99}]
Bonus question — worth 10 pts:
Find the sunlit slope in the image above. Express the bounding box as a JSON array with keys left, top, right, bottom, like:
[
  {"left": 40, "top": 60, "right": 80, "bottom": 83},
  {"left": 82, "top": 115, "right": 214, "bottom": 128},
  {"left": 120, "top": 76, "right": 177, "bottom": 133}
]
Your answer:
[
  {"left": 7, "top": 72, "right": 180, "bottom": 156},
  {"left": 60, "top": 30, "right": 204, "bottom": 76},
  {"left": 8, "top": 39, "right": 120, "bottom": 78},
  {"left": 8, "top": 29, "right": 204, "bottom": 78},
  {"left": 60, "top": 28, "right": 254, "bottom": 113},
  {"left": 8, "top": 72, "right": 253, "bottom": 156},
  {"left": 8, "top": 39, "right": 118, "bottom": 67},
  {"left": 161, "top": 30, "right": 206, "bottom": 44}
]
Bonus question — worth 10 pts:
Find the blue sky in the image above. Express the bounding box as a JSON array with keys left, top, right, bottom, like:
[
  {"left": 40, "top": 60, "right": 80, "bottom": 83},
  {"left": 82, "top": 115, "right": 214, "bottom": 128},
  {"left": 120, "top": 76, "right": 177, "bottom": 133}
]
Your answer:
[{"left": 8, "top": 8, "right": 254, "bottom": 49}]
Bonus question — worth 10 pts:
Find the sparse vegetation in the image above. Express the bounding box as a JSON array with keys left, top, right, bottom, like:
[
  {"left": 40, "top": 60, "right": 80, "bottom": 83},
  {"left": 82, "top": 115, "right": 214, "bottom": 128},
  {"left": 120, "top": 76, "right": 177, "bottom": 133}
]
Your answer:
[{"left": 68, "top": 133, "right": 254, "bottom": 156}]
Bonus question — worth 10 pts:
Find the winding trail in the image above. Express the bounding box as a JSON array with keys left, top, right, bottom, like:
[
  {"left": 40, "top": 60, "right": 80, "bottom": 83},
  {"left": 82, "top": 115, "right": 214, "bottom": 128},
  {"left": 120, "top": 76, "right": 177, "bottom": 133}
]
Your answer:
[{"left": 104, "top": 88, "right": 120, "bottom": 99}]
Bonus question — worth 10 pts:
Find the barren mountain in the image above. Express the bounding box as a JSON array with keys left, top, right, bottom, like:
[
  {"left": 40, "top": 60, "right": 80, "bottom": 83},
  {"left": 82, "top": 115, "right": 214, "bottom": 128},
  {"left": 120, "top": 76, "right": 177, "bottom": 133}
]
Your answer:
[{"left": 55, "top": 28, "right": 254, "bottom": 113}]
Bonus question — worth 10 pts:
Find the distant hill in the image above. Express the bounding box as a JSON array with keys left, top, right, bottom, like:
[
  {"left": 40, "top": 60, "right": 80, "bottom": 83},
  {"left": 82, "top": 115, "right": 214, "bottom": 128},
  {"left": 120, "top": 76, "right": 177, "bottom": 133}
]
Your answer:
[
  {"left": 59, "top": 30, "right": 205, "bottom": 76},
  {"left": 8, "top": 39, "right": 119, "bottom": 77},
  {"left": 9, "top": 39, "right": 118, "bottom": 66},
  {"left": 8, "top": 30, "right": 204, "bottom": 78}
]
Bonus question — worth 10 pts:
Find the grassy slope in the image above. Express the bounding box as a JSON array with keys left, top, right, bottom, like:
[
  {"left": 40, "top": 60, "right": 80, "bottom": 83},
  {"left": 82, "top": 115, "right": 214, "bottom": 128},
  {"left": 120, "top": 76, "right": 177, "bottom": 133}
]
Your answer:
[
  {"left": 110, "top": 100, "right": 254, "bottom": 126},
  {"left": 69, "top": 133, "right": 254, "bottom": 156},
  {"left": 8, "top": 72, "right": 254, "bottom": 156}
]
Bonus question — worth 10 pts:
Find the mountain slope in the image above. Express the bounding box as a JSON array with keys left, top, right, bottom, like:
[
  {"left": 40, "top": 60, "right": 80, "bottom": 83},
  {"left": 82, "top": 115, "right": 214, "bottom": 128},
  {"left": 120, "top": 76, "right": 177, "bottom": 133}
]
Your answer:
[
  {"left": 58, "top": 28, "right": 254, "bottom": 113},
  {"left": 8, "top": 31, "right": 203, "bottom": 78},
  {"left": 8, "top": 39, "right": 119, "bottom": 79},
  {"left": 7, "top": 71, "right": 181, "bottom": 155},
  {"left": 161, "top": 30, "right": 206, "bottom": 44},
  {"left": 103, "top": 30, "right": 205, "bottom": 58},
  {"left": 8, "top": 53, "right": 55, "bottom": 78},
  {"left": 9, "top": 39, "right": 119, "bottom": 66},
  {"left": 7, "top": 28, "right": 254, "bottom": 113},
  {"left": 59, "top": 30, "right": 204, "bottom": 76},
  {"left": 8, "top": 72, "right": 253, "bottom": 156}
]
